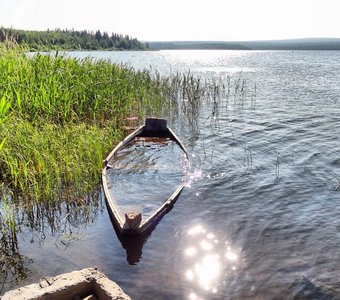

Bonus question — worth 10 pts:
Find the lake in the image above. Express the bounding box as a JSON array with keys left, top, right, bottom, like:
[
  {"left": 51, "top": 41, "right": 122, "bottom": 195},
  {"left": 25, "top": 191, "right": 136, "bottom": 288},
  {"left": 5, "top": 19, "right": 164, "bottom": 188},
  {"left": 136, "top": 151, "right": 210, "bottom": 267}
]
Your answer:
[{"left": 2, "top": 50, "right": 340, "bottom": 299}]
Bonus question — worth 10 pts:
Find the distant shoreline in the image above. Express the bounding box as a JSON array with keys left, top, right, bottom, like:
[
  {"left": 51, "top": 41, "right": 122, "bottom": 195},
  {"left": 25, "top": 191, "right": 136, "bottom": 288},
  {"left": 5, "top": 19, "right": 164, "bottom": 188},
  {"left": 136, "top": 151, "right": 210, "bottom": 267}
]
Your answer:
[{"left": 148, "top": 38, "right": 340, "bottom": 50}]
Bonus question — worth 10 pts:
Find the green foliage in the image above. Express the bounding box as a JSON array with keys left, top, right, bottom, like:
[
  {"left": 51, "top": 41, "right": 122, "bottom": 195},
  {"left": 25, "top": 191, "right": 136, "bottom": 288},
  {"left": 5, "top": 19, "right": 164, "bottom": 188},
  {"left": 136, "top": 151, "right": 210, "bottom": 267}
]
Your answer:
[
  {"left": 0, "top": 44, "right": 169, "bottom": 205},
  {"left": 0, "top": 120, "right": 112, "bottom": 201},
  {"left": 0, "top": 96, "right": 11, "bottom": 125},
  {"left": 0, "top": 93, "right": 11, "bottom": 151},
  {"left": 0, "top": 27, "right": 149, "bottom": 51},
  {"left": 0, "top": 44, "right": 168, "bottom": 126}
]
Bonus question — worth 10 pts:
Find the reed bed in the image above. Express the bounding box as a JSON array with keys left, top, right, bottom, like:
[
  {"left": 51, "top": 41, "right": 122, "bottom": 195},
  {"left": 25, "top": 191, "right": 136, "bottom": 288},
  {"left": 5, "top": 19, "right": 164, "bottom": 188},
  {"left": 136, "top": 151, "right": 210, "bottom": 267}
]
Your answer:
[
  {"left": 0, "top": 43, "right": 171, "bottom": 205},
  {"left": 0, "top": 42, "right": 254, "bottom": 207},
  {"left": 0, "top": 48, "right": 169, "bottom": 126},
  {"left": 0, "top": 120, "right": 111, "bottom": 201}
]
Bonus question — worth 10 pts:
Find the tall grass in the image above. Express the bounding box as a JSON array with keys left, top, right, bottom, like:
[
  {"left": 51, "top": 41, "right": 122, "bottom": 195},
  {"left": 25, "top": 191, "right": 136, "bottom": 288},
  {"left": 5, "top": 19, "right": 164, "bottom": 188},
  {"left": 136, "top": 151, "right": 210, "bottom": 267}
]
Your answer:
[
  {"left": 0, "top": 120, "right": 112, "bottom": 201},
  {"left": 0, "top": 43, "right": 171, "bottom": 205},
  {"left": 0, "top": 47, "right": 169, "bottom": 126},
  {"left": 0, "top": 95, "right": 11, "bottom": 151}
]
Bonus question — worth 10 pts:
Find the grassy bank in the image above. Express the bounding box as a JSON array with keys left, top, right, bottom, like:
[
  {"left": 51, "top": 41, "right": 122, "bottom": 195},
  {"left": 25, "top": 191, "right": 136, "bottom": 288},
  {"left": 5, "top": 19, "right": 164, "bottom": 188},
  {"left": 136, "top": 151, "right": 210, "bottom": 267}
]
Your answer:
[{"left": 0, "top": 43, "right": 171, "bottom": 204}]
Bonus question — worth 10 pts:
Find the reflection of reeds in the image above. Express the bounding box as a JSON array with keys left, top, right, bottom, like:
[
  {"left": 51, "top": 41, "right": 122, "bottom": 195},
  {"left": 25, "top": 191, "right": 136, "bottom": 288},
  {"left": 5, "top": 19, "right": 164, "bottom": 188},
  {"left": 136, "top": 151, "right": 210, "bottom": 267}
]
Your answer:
[
  {"left": 0, "top": 189, "right": 101, "bottom": 292},
  {"left": 0, "top": 197, "right": 16, "bottom": 242},
  {"left": 275, "top": 148, "right": 280, "bottom": 179},
  {"left": 0, "top": 196, "right": 32, "bottom": 294},
  {"left": 243, "top": 147, "right": 253, "bottom": 173}
]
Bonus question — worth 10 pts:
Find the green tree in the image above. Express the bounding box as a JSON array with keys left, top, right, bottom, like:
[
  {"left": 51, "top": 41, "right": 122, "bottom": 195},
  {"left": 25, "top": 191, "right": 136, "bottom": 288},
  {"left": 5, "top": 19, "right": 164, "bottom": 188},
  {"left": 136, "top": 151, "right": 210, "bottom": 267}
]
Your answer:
[
  {"left": 0, "top": 27, "right": 149, "bottom": 51},
  {"left": 95, "top": 30, "right": 102, "bottom": 41}
]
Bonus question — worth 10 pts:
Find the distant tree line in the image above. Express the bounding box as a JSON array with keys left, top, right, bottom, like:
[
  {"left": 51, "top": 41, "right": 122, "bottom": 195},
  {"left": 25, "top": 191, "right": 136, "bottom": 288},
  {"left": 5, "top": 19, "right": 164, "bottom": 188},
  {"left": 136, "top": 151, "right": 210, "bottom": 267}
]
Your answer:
[
  {"left": 149, "top": 39, "right": 340, "bottom": 51},
  {"left": 0, "top": 27, "right": 150, "bottom": 51},
  {"left": 148, "top": 41, "right": 251, "bottom": 50}
]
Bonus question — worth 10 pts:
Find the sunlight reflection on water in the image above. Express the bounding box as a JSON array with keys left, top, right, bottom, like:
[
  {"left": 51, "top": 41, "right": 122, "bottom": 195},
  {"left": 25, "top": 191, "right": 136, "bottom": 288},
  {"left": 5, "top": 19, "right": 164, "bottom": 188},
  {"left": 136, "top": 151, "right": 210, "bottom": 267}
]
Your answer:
[
  {"left": 183, "top": 225, "right": 240, "bottom": 299},
  {"left": 185, "top": 168, "right": 204, "bottom": 188}
]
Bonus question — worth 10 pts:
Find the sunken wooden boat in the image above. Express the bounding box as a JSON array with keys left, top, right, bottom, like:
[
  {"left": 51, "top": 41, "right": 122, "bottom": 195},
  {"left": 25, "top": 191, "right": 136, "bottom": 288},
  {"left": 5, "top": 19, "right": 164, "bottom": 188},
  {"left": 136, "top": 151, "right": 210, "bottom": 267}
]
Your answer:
[{"left": 102, "top": 118, "right": 189, "bottom": 235}]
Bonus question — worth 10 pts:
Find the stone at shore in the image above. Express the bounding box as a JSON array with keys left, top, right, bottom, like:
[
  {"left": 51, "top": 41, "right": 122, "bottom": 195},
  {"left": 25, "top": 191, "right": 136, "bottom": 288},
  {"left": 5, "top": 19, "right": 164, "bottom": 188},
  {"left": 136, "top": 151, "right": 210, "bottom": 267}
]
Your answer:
[{"left": 2, "top": 267, "right": 131, "bottom": 300}]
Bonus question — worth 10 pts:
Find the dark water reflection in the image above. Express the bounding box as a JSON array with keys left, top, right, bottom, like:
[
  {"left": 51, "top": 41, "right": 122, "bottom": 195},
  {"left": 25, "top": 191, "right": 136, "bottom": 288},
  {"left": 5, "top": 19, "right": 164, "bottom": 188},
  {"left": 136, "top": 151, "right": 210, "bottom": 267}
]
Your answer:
[
  {"left": 0, "top": 191, "right": 101, "bottom": 294},
  {"left": 2, "top": 50, "right": 340, "bottom": 299},
  {"left": 0, "top": 209, "right": 32, "bottom": 294}
]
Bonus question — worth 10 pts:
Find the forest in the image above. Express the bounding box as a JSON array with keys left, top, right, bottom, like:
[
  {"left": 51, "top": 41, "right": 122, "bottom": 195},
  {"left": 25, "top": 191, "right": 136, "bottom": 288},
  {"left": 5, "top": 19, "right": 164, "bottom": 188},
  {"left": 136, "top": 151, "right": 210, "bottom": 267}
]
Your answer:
[{"left": 0, "top": 27, "right": 150, "bottom": 51}]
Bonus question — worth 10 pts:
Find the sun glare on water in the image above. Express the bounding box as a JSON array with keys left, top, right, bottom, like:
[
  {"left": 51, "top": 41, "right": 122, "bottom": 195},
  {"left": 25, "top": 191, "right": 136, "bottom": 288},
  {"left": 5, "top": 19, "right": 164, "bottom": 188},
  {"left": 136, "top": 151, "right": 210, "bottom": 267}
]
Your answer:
[{"left": 183, "top": 224, "right": 240, "bottom": 298}]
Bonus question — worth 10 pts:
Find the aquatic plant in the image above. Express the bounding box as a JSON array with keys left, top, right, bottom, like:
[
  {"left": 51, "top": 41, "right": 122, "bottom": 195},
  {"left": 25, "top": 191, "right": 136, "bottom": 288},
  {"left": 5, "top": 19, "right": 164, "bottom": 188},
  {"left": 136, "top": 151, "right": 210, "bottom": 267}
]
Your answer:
[
  {"left": 0, "top": 96, "right": 10, "bottom": 125},
  {"left": 0, "top": 43, "right": 171, "bottom": 205},
  {"left": 0, "top": 120, "right": 112, "bottom": 201},
  {"left": 164, "top": 71, "right": 256, "bottom": 131},
  {"left": 0, "top": 49, "right": 168, "bottom": 126}
]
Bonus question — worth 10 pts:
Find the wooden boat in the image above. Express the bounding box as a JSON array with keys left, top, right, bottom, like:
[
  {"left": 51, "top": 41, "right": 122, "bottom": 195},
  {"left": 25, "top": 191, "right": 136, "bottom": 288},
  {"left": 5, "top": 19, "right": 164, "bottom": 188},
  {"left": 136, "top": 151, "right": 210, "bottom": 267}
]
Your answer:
[{"left": 102, "top": 118, "right": 189, "bottom": 235}]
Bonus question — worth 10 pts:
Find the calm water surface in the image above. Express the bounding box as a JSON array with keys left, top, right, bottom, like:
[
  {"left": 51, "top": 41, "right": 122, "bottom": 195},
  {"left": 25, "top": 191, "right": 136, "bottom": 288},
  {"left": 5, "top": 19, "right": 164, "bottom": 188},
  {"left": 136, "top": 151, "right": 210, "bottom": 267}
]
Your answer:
[{"left": 2, "top": 50, "right": 340, "bottom": 299}]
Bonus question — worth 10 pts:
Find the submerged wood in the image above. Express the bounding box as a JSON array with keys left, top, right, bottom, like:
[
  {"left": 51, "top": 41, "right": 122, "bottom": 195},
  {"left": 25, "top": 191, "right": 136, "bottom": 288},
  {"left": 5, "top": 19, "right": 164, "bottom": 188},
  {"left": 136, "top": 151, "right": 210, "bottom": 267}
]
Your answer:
[
  {"left": 125, "top": 212, "right": 142, "bottom": 229},
  {"left": 2, "top": 268, "right": 130, "bottom": 300},
  {"left": 102, "top": 118, "right": 189, "bottom": 235}
]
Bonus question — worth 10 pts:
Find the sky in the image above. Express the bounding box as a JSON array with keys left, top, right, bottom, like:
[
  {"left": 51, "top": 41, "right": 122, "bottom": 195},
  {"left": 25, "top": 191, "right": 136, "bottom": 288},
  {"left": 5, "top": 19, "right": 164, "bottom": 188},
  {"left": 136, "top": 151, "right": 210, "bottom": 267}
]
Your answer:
[{"left": 1, "top": 0, "right": 340, "bottom": 41}]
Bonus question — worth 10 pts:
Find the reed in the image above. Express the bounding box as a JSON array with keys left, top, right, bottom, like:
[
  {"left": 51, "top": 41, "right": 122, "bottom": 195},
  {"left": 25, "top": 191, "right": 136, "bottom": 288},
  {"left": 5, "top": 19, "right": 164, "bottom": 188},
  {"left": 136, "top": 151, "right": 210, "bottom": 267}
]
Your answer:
[
  {"left": 165, "top": 71, "right": 255, "bottom": 129},
  {"left": 0, "top": 47, "right": 169, "bottom": 126},
  {"left": 0, "top": 96, "right": 10, "bottom": 151},
  {"left": 0, "top": 43, "right": 170, "bottom": 205},
  {"left": 0, "top": 119, "right": 114, "bottom": 202}
]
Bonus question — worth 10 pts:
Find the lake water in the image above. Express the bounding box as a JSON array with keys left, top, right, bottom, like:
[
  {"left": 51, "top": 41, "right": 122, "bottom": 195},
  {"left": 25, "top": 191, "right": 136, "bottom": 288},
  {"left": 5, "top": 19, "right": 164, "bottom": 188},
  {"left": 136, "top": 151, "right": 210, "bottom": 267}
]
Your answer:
[{"left": 2, "top": 50, "right": 340, "bottom": 299}]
